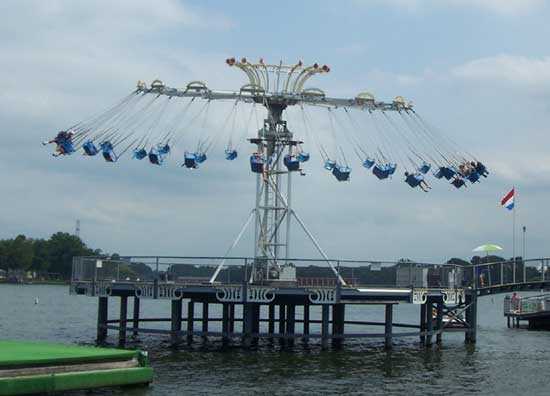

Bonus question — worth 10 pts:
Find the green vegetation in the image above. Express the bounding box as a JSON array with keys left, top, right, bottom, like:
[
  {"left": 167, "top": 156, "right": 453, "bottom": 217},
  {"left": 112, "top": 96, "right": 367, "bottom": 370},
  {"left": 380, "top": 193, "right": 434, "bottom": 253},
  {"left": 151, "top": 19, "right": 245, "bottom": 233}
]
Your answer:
[{"left": 0, "top": 233, "right": 103, "bottom": 279}]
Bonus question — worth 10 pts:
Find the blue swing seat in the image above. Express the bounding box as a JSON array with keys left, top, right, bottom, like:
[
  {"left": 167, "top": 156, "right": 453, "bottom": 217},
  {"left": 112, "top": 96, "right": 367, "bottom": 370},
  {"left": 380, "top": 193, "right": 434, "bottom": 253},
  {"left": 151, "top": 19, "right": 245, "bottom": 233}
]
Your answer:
[
  {"left": 332, "top": 165, "right": 351, "bottom": 181},
  {"left": 225, "top": 149, "right": 238, "bottom": 160},
  {"left": 148, "top": 148, "right": 163, "bottom": 165},
  {"left": 196, "top": 153, "right": 207, "bottom": 164},
  {"left": 183, "top": 152, "right": 198, "bottom": 169},
  {"left": 100, "top": 142, "right": 117, "bottom": 162},
  {"left": 405, "top": 173, "right": 424, "bottom": 188},
  {"left": 133, "top": 148, "right": 147, "bottom": 160},
  {"left": 434, "top": 166, "right": 456, "bottom": 180},
  {"left": 324, "top": 160, "right": 336, "bottom": 171},
  {"left": 158, "top": 144, "right": 170, "bottom": 155},
  {"left": 298, "top": 152, "right": 310, "bottom": 162},
  {"left": 372, "top": 164, "right": 392, "bottom": 180},
  {"left": 452, "top": 177, "right": 466, "bottom": 189},
  {"left": 250, "top": 154, "right": 266, "bottom": 173},
  {"left": 419, "top": 162, "right": 431, "bottom": 174},
  {"left": 467, "top": 171, "right": 481, "bottom": 183},
  {"left": 284, "top": 155, "right": 300, "bottom": 172},
  {"left": 59, "top": 141, "right": 74, "bottom": 155},
  {"left": 387, "top": 163, "right": 397, "bottom": 175},
  {"left": 362, "top": 158, "right": 375, "bottom": 169},
  {"left": 82, "top": 141, "right": 98, "bottom": 156}
]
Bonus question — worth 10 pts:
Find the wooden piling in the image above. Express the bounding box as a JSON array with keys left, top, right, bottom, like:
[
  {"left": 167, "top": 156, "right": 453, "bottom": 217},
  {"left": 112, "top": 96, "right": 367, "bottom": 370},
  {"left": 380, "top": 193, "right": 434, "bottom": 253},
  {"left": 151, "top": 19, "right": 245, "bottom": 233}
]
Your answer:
[
  {"left": 242, "top": 303, "right": 253, "bottom": 346},
  {"left": 287, "top": 304, "right": 295, "bottom": 346},
  {"left": 170, "top": 299, "right": 182, "bottom": 346},
  {"left": 97, "top": 297, "right": 108, "bottom": 343},
  {"left": 118, "top": 296, "right": 128, "bottom": 347},
  {"left": 332, "top": 304, "right": 345, "bottom": 348},
  {"left": 278, "top": 305, "right": 286, "bottom": 334},
  {"left": 470, "top": 294, "right": 478, "bottom": 343},
  {"left": 222, "top": 303, "right": 230, "bottom": 343},
  {"left": 252, "top": 304, "right": 260, "bottom": 335},
  {"left": 268, "top": 304, "right": 275, "bottom": 336},
  {"left": 187, "top": 301, "right": 194, "bottom": 343},
  {"left": 132, "top": 297, "right": 140, "bottom": 337},
  {"left": 229, "top": 303, "right": 235, "bottom": 334},
  {"left": 436, "top": 301, "right": 443, "bottom": 344},
  {"left": 384, "top": 304, "right": 393, "bottom": 350},
  {"left": 321, "top": 305, "right": 330, "bottom": 348},
  {"left": 202, "top": 302, "right": 209, "bottom": 337},
  {"left": 303, "top": 304, "right": 310, "bottom": 337},
  {"left": 420, "top": 303, "right": 427, "bottom": 344},
  {"left": 426, "top": 299, "right": 433, "bottom": 346},
  {"left": 464, "top": 293, "right": 478, "bottom": 343}
]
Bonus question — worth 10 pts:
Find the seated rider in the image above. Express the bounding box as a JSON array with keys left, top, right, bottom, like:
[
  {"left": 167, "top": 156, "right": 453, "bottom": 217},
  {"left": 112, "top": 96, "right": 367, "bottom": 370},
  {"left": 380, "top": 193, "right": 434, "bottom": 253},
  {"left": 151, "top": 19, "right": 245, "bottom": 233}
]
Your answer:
[
  {"left": 473, "top": 161, "right": 489, "bottom": 177},
  {"left": 43, "top": 131, "right": 74, "bottom": 155},
  {"left": 405, "top": 172, "right": 431, "bottom": 192},
  {"left": 451, "top": 175, "right": 467, "bottom": 189}
]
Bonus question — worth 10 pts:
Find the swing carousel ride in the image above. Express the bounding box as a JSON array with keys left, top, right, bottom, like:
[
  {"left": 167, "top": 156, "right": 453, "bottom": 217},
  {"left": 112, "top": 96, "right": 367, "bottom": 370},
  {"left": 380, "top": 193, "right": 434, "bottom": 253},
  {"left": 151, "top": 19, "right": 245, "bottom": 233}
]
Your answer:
[{"left": 44, "top": 57, "right": 489, "bottom": 283}]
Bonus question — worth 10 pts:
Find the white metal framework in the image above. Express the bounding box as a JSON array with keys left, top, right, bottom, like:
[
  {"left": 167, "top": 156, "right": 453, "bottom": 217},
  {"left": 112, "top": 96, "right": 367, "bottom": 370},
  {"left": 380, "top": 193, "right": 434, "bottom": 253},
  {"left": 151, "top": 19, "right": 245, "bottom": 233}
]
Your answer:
[{"left": 135, "top": 58, "right": 409, "bottom": 284}]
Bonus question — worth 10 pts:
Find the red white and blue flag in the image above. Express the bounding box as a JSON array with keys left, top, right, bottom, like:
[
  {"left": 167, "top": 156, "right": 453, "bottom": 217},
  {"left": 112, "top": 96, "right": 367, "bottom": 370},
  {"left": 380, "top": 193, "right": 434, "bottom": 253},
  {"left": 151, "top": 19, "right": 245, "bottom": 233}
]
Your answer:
[{"left": 501, "top": 188, "right": 515, "bottom": 210}]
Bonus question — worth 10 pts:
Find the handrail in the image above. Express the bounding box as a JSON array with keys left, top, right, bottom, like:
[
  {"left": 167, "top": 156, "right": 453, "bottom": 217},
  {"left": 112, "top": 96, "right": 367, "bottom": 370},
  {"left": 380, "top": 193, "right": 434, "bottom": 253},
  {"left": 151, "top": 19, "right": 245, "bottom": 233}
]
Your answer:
[{"left": 72, "top": 255, "right": 550, "bottom": 291}]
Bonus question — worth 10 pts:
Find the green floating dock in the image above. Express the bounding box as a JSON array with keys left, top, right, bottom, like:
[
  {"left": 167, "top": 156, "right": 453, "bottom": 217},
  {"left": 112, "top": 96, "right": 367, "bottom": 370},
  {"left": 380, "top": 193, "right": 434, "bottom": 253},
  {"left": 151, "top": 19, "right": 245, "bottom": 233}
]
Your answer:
[{"left": 0, "top": 340, "right": 153, "bottom": 395}]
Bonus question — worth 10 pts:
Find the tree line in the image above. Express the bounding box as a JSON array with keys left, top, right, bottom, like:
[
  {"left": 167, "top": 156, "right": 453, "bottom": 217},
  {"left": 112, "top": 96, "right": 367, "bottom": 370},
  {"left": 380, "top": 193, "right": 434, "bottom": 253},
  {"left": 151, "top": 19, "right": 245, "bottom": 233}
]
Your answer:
[
  {"left": 1, "top": 231, "right": 524, "bottom": 283},
  {"left": 0, "top": 233, "right": 103, "bottom": 279}
]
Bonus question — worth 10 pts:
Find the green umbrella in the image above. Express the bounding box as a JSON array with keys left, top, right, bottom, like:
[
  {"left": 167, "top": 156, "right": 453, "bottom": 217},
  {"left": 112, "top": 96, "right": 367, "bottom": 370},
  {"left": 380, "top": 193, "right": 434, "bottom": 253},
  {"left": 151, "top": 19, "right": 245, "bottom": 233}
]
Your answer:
[{"left": 472, "top": 244, "right": 503, "bottom": 256}]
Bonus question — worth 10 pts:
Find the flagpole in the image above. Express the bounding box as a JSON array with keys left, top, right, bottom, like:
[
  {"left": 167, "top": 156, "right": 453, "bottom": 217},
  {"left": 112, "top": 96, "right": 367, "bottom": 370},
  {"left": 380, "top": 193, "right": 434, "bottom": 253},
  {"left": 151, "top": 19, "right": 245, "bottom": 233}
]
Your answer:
[{"left": 513, "top": 186, "right": 516, "bottom": 261}]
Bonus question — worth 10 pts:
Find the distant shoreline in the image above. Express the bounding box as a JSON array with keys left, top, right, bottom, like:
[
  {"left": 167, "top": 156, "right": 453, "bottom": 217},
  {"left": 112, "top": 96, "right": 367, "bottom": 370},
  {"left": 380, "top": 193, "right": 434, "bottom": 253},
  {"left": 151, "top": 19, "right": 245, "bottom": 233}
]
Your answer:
[{"left": 0, "top": 280, "right": 69, "bottom": 286}]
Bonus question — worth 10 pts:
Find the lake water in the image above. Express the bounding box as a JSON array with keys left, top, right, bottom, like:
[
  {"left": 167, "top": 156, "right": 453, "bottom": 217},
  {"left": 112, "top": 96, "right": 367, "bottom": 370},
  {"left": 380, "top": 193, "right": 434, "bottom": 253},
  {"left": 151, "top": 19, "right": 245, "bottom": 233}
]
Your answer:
[{"left": 1, "top": 284, "right": 548, "bottom": 396}]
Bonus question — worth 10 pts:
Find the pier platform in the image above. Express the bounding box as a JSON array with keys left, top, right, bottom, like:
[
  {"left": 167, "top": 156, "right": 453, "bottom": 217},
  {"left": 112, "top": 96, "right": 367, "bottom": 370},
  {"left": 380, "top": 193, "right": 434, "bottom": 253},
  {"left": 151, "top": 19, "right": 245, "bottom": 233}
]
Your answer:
[
  {"left": 0, "top": 340, "right": 152, "bottom": 395},
  {"left": 504, "top": 294, "right": 550, "bottom": 329},
  {"left": 70, "top": 256, "right": 481, "bottom": 349}
]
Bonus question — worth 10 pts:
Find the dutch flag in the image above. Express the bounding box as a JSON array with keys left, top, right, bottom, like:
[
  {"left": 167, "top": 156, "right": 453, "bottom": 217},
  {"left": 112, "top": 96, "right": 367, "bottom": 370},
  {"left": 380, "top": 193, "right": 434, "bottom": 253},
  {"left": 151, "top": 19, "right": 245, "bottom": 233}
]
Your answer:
[{"left": 501, "top": 188, "right": 514, "bottom": 210}]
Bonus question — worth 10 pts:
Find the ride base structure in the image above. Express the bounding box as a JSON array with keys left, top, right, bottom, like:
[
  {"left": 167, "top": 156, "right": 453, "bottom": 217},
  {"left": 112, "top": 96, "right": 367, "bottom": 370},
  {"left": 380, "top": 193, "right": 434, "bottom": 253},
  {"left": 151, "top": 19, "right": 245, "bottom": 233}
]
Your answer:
[{"left": 53, "top": 57, "right": 495, "bottom": 348}]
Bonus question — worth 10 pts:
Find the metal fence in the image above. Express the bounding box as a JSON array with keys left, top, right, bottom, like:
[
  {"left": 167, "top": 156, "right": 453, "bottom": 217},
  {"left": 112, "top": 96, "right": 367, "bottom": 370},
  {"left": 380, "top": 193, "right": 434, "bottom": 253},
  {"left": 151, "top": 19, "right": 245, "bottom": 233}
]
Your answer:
[
  {"left": 71, "top": 256, "right": 550, "bottom": 290},
  {"left": 504, "top": 294, "right": 550, "bottom": 315}
]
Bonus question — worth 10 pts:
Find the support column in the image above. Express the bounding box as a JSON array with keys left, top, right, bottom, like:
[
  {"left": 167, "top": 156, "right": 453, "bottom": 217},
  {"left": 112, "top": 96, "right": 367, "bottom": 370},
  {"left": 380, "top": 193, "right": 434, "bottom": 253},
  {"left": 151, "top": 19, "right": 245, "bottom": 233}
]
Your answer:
[
  {"left": 118, "top": 296, "right": 128, "bottom": 347},
  {"left": 465, "top": 293, "right": 478, "bottom": 343},
  {"left": 507, "top": 316, "right": 510, "bottom": 329},
  {"left": 222, "top": 303, "right": 230, "bottom": 344},
  {"left": 470, "top": 293, "right": 478, "bottom": 343},
  {"left": 332, "top": 304, "right": 345, "bottom": 348},
  {"left": 171, "top": 299, "right": 182, "bottom": 346},
  {"left": 229, "top": 303, "right": 235, "bottom": 334},
  {"left": 252, "top": 304, "right": 261, "bottom": 335},
  {"left": 385, "top": 304, "right": 393, "bottom": 350},
  {"left": 97, "top": 296, "right": 108, "bottom": 343},
  {"left": 202, "top": 302, "right": 209, "bottom": 337},
  {"left": 187, "top": 301, "right": 195, "bottom": 343},
  {"left": 426, "top": 299, "right": 433, "bottom": 346},
  {"left": 287, "top": 304, "right": 295, "bottom": 345},
  {"left": 420, "top": 303, "right": 427, "bottom": 344},
  {"left": 303, "top": 304, "right": 310, "bottom": 337},
  {"left": 132, "top": 297, "right": 140, "bottom": 338},
  {"left": 268, "top": 304, "right": 275, "bottom": 336},
  {"left": 436, "top": 301, "right": 444, "bottom": 344},
  {"left": 242, "top": 303, "right": 253, "bottom": 347},
  {"left": 278, "top": 305, "right": 286, "bottom": 334},
  {"left": 321, "top": 305, "right": 330, "bottom": 348}
]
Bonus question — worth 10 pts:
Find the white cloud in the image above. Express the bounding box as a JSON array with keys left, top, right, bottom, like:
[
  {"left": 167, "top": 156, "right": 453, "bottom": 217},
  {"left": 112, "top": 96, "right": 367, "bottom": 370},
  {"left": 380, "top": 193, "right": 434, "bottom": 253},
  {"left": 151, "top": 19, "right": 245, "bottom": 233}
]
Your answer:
[
  {"left": 451, "top": 55, "right": 550, "bottom": 89},
  {"left": 447, "top": 0, "right": 544, "bottom": 15},
  {"left": 356, "top": 0, "right": 544, "bottom": 15}
]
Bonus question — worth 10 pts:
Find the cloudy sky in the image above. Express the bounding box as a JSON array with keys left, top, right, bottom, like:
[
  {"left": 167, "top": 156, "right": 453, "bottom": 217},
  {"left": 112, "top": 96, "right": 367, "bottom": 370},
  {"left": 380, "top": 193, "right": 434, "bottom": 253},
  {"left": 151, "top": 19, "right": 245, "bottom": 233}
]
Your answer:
[{"left": 1, "top": 0, "right": 549, "bottom": 264}]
